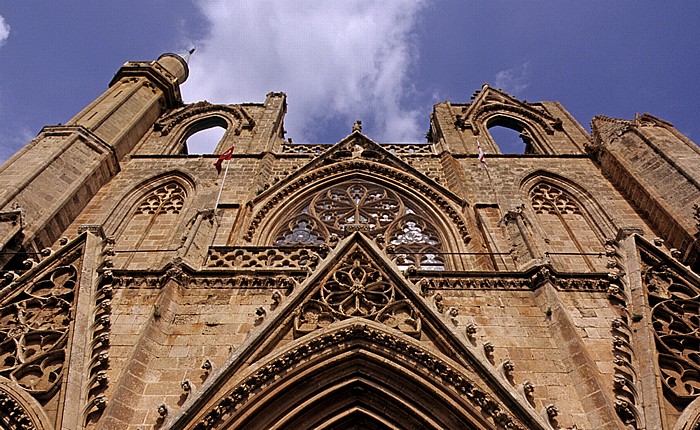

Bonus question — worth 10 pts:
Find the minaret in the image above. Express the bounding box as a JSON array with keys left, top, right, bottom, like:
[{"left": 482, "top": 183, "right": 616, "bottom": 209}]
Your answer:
[{"left": 0, "top": 53, "right": 189, "bottom": 258}]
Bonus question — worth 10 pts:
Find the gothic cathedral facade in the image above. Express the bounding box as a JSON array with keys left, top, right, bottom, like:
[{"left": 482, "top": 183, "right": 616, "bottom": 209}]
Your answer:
[{"left": 1, "top": 53, "right": 699, "bottom": 430}]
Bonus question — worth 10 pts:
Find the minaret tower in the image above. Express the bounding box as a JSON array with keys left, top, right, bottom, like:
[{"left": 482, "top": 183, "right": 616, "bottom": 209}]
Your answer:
[{"left": 0, "top": 53, "right": 189, "bottom": 262}]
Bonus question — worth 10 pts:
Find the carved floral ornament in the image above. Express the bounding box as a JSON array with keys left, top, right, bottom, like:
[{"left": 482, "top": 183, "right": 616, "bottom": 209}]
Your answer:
[
  {"left": 244, "top": 161, "right": 470, "bottom": 246},
  {"left": 0, "top": 262, "right": 77, "bottom": 404},
  {"left": 294, "top": 246, "right": 421, "bottom": 338},
  {"left": 642, "top": 254, "right": 700, "bottom": 405},
  {"left": 0, "top": 388, "right": 37, "bottom": 430}
]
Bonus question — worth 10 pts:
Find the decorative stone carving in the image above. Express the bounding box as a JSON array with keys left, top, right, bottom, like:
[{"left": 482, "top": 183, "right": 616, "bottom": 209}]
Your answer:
[
  {"left": 413, "top": 274, "right": 609, "bottom": 292},
  {"left": 294, "top": 247, "right": 421, "bottom": 338},
  {"left": 0, "top": 388, "right": 36, "bottom": 429},
  {"left": 0, "top": 262, "right": 78, "bottom": 403},
  {"left": 193, "top": 323, "right": 528, "bottom": 430},
  {"left": 135, "top": 183, "right": 185, "bottom": 215},
  {"left": 153, "top": 101, "right": 254, "bottom": 136},
  {"left": 643, "top": 255, "right": 700, "bottom": 405},
  {"left": 206, "top": 246, "right": 327, "bottom": 270},
  {"left": 244, "top": 161, "right": 470, "bottom": 245}
]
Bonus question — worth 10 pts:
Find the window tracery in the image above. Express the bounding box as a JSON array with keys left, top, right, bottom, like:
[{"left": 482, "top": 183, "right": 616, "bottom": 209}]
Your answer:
[
  {"left": 531, "top": 183, "right": 582, "bottom": 216},
  {"left": 0, "top": 262, "right": 78, "bottom": 405},
  {"left": 388, "top": 216, "right": 444, "bottom": 271},
  {"left": 134, "top": 183, "right": 185, "bottom": 215},
  {"left": 115, "top": 182, "right": 187, "bottom": 268},
  {"left": 529, "top": 182, "right": 604, "bottom": 271},
  {"left": 643, "top": 259, "right": 700, "bottom": 405},
  {"left": 273, "top": 181, "right": 445, "bottom": 270}
]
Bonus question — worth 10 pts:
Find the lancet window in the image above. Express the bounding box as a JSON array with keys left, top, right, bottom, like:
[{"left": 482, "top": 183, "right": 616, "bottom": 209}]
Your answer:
[
  {"left": 273, "top": 181, "right": 445, "bottom": 270},
  {"left": 114, "top": 182, "right": 186, "bottom": 268},
  {"left": 530, "top": 182, "right": 605, "bottom": 271}
]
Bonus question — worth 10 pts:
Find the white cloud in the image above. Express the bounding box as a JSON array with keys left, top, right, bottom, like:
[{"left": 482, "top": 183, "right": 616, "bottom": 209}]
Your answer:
[
  {"left": 494, "top": 62, "right": 530, "bottom": 96},
  {"left": 0, "top": 128, "right": 34, "bottom": 164},
  {"left": 0, "top": 15, "right": 9, "bottom": 46},
  {"left": 182, "top": 1, "right": 427, "bottom": 143}
]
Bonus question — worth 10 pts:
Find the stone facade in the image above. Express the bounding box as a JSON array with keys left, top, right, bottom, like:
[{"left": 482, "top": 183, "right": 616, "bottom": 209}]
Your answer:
[{"left": 0, "top": 53, "right": 699, "bottom": 430}]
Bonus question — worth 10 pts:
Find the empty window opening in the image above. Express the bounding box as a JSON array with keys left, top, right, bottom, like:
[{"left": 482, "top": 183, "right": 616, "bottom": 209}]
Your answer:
[
  {"left": 489, "top": 126, "right": 527, "bottom": 154},
  {"left": 184, "top": 126, "right": 226, "bottom": 155},
  {"left": 487, "top": 117, "right": 538, "bottom": 154}
]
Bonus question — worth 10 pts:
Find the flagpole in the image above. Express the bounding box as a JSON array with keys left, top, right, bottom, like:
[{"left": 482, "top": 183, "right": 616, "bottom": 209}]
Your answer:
[{"left": 214, "top": 157, "right": 231, "bottom": 216}]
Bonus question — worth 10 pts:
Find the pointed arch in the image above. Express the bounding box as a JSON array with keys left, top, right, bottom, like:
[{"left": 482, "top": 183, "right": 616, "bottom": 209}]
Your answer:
[
  {"left": 153, "top": 102, "right": 255, "bottom": 154},
  {"left": 0, "top": 377, "right": 53, "bottom": 430},
  {"left": 178, "top": 320, "right": 536, "bottom": 430},
  {"left": 674, "top": 395, "right": 700, "bottom": 430},
  {"left": 104, "top": 172, "right": 195, "bottom": 269},
  {"left": 251, "top": 167, "right": 468, "bottom": 269},
  {"left": 485, "top": 114, "right": 548, "bottom": 154},
  {"left": 521, "top": 172, "right": 616, "bottom": 272}
]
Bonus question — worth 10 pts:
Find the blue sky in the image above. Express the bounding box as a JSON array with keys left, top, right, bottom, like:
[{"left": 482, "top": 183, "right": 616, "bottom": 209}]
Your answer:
[{"left": 1, "top": 1, "right": 699, "bottom": 161}]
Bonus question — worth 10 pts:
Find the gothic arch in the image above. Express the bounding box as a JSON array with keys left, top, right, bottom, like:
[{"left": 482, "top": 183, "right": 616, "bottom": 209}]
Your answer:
[
  {"left": 183, "top": 320, "right": 533, "bottom": 430},
  {"left": 520, "top": 172, "right": 616, "bottom": 272},
  {"left": 246, "top": 160, "right": 470, "bottom": 246},
  {"left": 485, "top": 114, "right": 546, "bottom": 154},
  {"left": 250, "top": 168, "right": 469, "bottom": 269},
  {"left": 478, "top": 111, "right": 553, "bottom": 155},
  {"left": 153, "top": 102, "right": 255, "bottom": 154},
  {"left": 179, "top": 116, "right": 229, "bottom": 155},
  {"left": 674, "top": 396, "right": 700, "bottom": 430},
  {"left": 103, "top": 172, "right": 195, "bottom": 268},
  {"left": 0, "top": 377, "right": 53, "bottom": 430}
]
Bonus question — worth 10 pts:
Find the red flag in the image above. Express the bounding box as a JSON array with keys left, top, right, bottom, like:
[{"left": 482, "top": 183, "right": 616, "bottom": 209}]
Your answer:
[
  {"left": 477, "top": 138, "right": 487, "bottom": 169},
  {"left": 214, "top": 146, "right": 234, "bottom": 174}
]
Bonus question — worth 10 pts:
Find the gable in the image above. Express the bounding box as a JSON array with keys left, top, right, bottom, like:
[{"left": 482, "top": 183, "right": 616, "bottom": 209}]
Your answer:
[
  {"left": 165, "top": 233, "right": 550, "bottom": 429},
  {"left": 242, "top": 131, "right": 471, "bottom": 247}
]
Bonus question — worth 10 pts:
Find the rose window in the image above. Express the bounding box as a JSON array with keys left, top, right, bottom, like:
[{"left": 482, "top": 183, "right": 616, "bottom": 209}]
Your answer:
[{"left": 273, "top": 181, "right": 446, "bottom": 270}]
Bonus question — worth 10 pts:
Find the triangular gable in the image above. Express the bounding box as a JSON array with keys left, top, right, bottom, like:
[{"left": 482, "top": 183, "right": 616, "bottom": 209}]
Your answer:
[
  {"left": 166, "top": 233, "right": 549, "bottom": 429},
  {"left": 251, "top": 130, "right": 466, "bottom": 208},
  {"left": 243, "top": 130, "right": 470, "bottom": 244},
  {"left": 0, "top": 234, "right": 87, "bottom": 427},
  {"left": 462, "top": 84, "right": 560, "bottom": 136}
]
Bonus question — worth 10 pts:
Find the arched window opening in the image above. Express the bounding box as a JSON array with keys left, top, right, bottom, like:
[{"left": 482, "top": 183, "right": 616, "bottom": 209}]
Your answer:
[
  {"left": 185, "top": 126, "right": 226, "bottom": 154},
  {"left": 181, "top": 117, "right": 228, "bottom": 155},
  {"left": 114, "top": 182, "right": 186, "bottom": 268},
  {"left": 530, "top": 183, "right": 606, "bottom": 272},
  {"left": 487, "top": 117, "right": 538, "bottom": 154},
  {"left": 272, "top": 181, "right": 446, "bottom": 270}
]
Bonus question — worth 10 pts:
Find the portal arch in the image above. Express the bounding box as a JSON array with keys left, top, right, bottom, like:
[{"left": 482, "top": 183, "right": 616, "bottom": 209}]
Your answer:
[{"left": 181, "top": 320, "right": 534, "bottom": 430}]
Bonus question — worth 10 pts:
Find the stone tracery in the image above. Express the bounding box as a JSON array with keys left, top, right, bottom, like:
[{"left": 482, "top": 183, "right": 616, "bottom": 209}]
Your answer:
[
  {"left": 274, "top": 180, "right": 446, "bottom": 270},
  {"left": 294, "top": 247, "right": 421, "bottom": 338},
  {"left": 135, "top": 182, "right": 185, "bottom": 215},
  {"left": 0, "top": 263, "right": 77, "bottom": 404},
  {"left": 643, "top": 258, "right": 700, "bottom": 404}
]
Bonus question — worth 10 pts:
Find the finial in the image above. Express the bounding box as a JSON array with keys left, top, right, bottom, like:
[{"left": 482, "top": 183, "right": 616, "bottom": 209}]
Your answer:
[
  {"left": 181, "top": 46, "right": 196, "bottom": 64},
  {"left": 352, "top": 120, "right": 362, "bottom": 133}
]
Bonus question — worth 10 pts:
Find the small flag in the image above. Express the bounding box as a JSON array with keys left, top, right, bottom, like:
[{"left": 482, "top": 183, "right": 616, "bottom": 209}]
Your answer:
[
  {"left": 214, "top": 146, "right": 234, "bottom": 174},
  {"left": 477, "top": 138, "right": 487, "bottom": 168}
]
